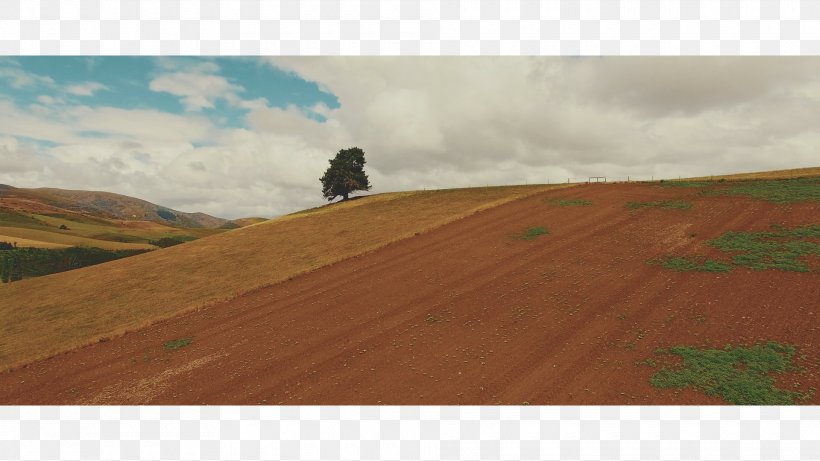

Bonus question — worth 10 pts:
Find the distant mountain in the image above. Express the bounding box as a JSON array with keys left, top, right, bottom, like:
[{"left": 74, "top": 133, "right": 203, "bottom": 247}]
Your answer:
[{"left": 0, "top": 184, "right": 229, "bottom": 229}]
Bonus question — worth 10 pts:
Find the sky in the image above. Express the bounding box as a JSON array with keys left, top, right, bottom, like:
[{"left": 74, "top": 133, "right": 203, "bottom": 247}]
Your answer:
[{"left": 1, "top": 57, "right": 818, "bottom": 219}]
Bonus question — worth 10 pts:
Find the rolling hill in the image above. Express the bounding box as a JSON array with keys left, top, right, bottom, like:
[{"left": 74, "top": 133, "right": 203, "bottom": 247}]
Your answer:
[
  {"left": 0, "top": 185, "right": 248, "bottom": 251},
  {"left": 0, "top": 168, "right": 818, "bottom": 404},
  {"left": 0, "top": 184, "right": 559, "bottom": 370},
  {"left": 0, "top": 184, "right": 229, "bottom": 228}
]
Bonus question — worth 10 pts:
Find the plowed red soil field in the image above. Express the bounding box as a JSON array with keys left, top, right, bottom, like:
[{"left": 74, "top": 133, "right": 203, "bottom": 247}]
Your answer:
[{"left": 2, "top": 183, "right": 818, "bottom": 404}]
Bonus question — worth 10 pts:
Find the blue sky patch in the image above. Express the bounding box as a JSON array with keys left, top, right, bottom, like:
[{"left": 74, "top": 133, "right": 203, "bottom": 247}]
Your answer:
[{"left": 0, "top": 57, "right": 340, "bottom": 132}]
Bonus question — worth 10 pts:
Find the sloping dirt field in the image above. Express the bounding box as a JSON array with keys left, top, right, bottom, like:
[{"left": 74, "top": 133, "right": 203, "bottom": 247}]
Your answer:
[
  {"left": 0, "top": 185, "right": 555, "bottom": 369},
  {"left": 1, "top": 182, "right": 818, "bottom": 404}
]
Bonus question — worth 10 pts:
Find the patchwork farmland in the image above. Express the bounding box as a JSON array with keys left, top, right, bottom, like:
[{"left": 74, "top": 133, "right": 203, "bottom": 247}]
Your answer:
[{"left": 0, "top": 173, "right": 818, "bottom": 405}]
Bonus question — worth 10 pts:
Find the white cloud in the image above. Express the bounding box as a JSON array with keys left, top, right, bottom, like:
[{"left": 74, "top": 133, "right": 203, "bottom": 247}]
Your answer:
[
  {"left": 149, "top": 61, "right": 273, "bottom": 113},
  {"left": 66, "top": 82, "right": 108, "bottom": 96},
  {"left": 69, "top": 106, "right": 215, "bottom": 144},
  {"left": 0, "top": 101, "right": 80, "bottom": 144},
  {"left": 267, "top": 57, "right": 820, "bottom": 185},
  {"left": 235, "top": 97, "right": 269, "bottom": 111},
  {"left": 0, "top": 101, "right": 216, "bottom": 147},
  {"left": 150, "top": 72, "right": 243, "bottom": 111},
  {"left": 155, "top": 58, "right": 220, "bottom": 74},
  {"left": 0, "top": 137, "right": 43, "bottom": 175},
  {"left": 0, "top": 66, "right": 55, "bottom": 89},
  {"left": 36, "top": 95, "right": 63, "bottom": 105},
  {"left": 557, "top": 57, "right": 819, "bottom": 117}
]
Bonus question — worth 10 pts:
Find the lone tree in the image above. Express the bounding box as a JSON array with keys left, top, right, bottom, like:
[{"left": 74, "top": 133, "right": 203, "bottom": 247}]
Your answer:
[{"left": 320, "top": 147, "right": 372, "bottom": 201}]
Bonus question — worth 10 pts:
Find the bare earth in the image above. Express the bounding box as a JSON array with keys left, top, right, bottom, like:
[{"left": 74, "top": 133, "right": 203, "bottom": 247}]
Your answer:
[{"left": 1, "top": 183, "right": 818, "bottom": 404}]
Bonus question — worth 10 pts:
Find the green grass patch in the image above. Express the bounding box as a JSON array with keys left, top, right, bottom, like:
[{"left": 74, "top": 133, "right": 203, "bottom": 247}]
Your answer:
[
  {"left": 29, "top": 214, "right": 223, "bottom": 242},
  {"left": 659, "top": 177, "right": 820, "bottom": 203},
  {"left": 656, "top": 256, "right": 733, "bottom": 272},
  {"left": 0, "top": 209, "right": 50, "bottom": 228},
  {"left": 655, "top": 224, "right": 820, "bottom": 273},
  {"left": 42, "top": 212, "right": 115, "bottom": 226},
  {"left": 708, "top": 224, "right": 820, "bottom": 272},
  {"left": 90, "top": 232, "right": 147, "bottom": 244},
  {"left": 546, "top": 198, "right": 592, "bottom": 207},
  {"left": 148, "top": 235, "right": 198, "bottom": 248},
  {"left": 163, "top": 337, "right": 193, "bottom": 350},
  {"left": 713, "top": 178, "right": 820, "bottom": 203},
  {"left": 558, "top": 199, "right": 592, "bottom": 206},
  {"left": 626, "top": 200, "right": 693, "bottom": 210},
  {"left": 650, "top": 342, "right": 813, "bottom": 405},
  {"left": 519, "top": 227, "right": 549, "bottom": 240},
  {"left": 660, "top": 180, "right": 713, "bottom": 188}
]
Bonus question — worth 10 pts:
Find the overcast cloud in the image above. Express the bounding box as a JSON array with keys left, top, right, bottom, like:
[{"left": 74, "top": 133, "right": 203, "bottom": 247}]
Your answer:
[{"left": 1, "top": 57, "right": 819, "bottom": 219}]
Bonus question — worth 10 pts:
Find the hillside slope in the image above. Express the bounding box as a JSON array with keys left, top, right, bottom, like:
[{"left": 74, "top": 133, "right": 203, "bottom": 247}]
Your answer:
[
  {"left": 0, "top": 226, "right": 155, "bottom": 251},
  {"left": 0, "top": 184, "right": 227, "bottom": 228},
  {"left": 1, "top": 179, "right": 817, "bottom": 404},
  {"left": 684, "top": 166, "right": 820, "bottom": 181},
  {"left": 227, "top": 217, "right": 268, "bottom": 228},
  {"left": 0, "top": 185, "right": 231, "bottom": 251},
  {"left": 0, "top": 184, "right": 559, "bottom": 369}
]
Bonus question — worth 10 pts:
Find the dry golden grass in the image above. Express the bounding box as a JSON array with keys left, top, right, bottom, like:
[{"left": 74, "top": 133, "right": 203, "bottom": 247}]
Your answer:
[
  {"left": 230, "top": 217, "right": 268, "bottom": 227},
  {"left": 684, "top": 166, "right": 820, "bottom": 181},
  {"left": 0, "top": 234, "right": 69, "bottom": 249},
  {"left": 0, "top": 184, "right": 566, "bottom": 370},
  {"left": 0, "top": 227, "right": 157, "bottom": 251}
]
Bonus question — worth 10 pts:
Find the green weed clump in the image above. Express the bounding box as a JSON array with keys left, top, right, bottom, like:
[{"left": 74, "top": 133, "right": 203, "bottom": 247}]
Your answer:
[
  {"left": 558, "top": 199, "right": 592, "bottom": 206},
  {"left": 163, "top": 337, "right": 193, "bottom": 350},
  {"left": 660, "top": 180, "right": 713, "bottom": 188},
  {"left": 650, "top": 342, "right": 812, "bottom": 405},
  {"left": 709, "top": 225, "right": 820, "bottom": 272},
  {"left": 519, "top": 227, "right": 549, "bottom": 240},
  {"left": 659, "top": 256, "right": 733, "bottom": 272},
  {"left": 627, "top": 200, "right": 693, "bottom": 210},
  {"left": 545, "top": 198, "right": 593, "bottom": 207}
]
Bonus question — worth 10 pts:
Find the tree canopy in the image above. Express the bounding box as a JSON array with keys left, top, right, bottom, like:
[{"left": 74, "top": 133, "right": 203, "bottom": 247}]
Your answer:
[{"left": 320, "top": 147, "right": 372, "bottom": 201}]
